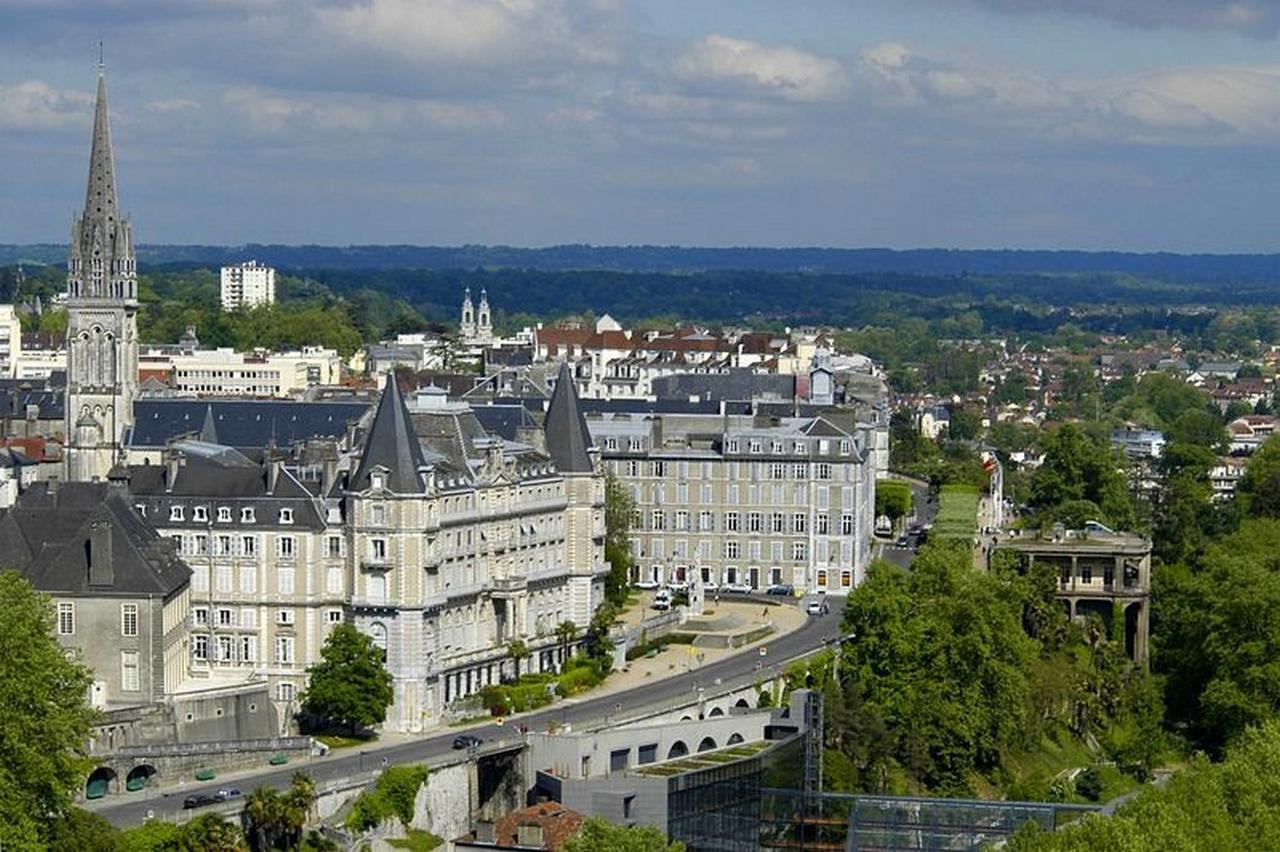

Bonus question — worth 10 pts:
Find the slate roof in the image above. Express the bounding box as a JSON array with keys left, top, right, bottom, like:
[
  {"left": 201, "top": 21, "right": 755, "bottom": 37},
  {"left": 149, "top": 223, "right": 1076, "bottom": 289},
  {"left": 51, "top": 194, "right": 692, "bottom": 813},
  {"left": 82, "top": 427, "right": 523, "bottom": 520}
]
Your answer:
[
  {"left": 350, "top": 373, "right": 428, "bottom": 493},
  {"left": 0, "top": 482, "right": 189, "bottom": 597},
  {"left": 470, "top": 404, "right": 539, "bottom": 442},
  {"left": 128, "top": 399, "right": 370, "bottom": 450},
  {"left": 651, "top": 371, "right": 797, "bottom": 402},
  {"left": 543, "top": 362, "right": 595, "bottom": 474}
]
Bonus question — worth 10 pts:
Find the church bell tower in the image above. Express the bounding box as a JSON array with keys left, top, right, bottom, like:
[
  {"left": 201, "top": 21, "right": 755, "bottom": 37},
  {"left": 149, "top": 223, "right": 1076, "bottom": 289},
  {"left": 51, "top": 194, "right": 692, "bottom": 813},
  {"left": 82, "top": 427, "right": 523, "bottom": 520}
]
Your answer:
[{"left": 64, "top": 62, "right": 139, "bottom": 482}]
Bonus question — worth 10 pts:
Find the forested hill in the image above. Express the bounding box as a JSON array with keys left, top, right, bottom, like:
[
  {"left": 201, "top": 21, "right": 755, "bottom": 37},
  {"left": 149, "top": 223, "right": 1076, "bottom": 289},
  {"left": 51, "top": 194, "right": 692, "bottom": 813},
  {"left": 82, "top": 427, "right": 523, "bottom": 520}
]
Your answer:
[{"left": 3, "top": 243, "right": 1280, "bottom": 282}]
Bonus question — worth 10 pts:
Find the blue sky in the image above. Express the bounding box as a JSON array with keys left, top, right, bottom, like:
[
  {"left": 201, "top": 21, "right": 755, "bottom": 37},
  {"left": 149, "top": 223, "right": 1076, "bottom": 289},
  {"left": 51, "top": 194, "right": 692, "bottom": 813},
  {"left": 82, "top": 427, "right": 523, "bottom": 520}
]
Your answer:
[{"left": 3, "top": 0, "right": 1280, "bottom": 252}]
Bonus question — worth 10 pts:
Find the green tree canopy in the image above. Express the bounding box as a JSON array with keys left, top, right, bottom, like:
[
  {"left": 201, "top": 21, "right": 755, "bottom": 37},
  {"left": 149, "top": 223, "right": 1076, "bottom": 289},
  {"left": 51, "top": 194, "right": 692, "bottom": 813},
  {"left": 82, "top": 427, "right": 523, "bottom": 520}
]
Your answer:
[
  {"left": 303, "top": 624, "right": 394, "bottom": 734},
  {"left": 1030, "top": 424, "right": 1135, "bottom": 529},
  {"left": 874, "top": 480, "right": 912, "bottom": 523},
  {"left": 562, "top": 817, "right": 685, "bottom": 852},
  {"left": 603, "top": 471, "right": 636, "bottom": 607},
  {"left": 1238, "top": 435, "right": 1280, "bottom": 519},
  {"left": 0, "top": 571, "right": 98, "bottom": 848}
]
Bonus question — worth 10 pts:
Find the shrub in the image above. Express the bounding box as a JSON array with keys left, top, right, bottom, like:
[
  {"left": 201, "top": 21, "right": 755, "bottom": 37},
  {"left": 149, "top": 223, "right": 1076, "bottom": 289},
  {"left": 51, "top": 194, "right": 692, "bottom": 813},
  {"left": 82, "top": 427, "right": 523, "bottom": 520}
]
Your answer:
[
  {"left": 345, "top": 764, "right": 429, "bottom": 831},
  {"left": 1075, "top": 766, "right": 1103, "bottom": 802}
]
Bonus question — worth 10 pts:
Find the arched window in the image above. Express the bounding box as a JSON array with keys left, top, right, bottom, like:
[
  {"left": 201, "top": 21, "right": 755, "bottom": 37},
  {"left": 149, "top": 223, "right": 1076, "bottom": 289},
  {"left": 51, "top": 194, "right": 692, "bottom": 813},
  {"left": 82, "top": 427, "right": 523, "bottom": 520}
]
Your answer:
[{"left": 368, "top": 622, "right": 388, "bottom": 662}]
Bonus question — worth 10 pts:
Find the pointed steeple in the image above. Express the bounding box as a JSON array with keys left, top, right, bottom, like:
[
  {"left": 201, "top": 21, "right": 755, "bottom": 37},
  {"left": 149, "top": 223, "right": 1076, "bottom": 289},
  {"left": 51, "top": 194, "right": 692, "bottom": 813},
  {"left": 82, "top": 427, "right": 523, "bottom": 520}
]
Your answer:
[
  {"left": 85, "top": 68, "right": 120, "bottom": 227},
  {"left": 544, "top": 362, "right": 594, "bottom": 474},
  {"left": 198, "top": 404, "right": 219, "bottom": 444},
  {"left": 351, "top": 373, "right": 428, "bottom": 493}
]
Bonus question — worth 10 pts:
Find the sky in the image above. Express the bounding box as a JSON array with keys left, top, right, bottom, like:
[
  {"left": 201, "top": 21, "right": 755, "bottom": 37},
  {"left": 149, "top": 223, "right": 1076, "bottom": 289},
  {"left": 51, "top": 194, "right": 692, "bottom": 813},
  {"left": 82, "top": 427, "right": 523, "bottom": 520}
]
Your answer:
[{"left": 3, "top": 1, "right": 1280, "bottom": 252}]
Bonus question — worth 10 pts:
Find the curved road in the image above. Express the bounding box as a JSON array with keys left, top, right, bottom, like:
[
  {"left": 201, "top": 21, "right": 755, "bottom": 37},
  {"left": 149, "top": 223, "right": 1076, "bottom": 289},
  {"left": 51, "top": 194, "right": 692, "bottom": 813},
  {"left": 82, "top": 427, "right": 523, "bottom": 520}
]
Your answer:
[{"left": 93, "top": 603, "right": 842, "bottom": 827}]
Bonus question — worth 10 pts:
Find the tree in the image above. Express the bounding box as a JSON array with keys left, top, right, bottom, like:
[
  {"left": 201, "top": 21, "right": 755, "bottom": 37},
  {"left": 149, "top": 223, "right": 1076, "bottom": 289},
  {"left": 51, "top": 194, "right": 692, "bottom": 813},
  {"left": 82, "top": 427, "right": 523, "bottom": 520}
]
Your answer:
[
  {"left": 302, "top": 624, "right": 394, "bottom": 735},
  {"left": 562, "top": 817, "right": 685, "bottom": 852},
  {"left": 875, "top": 480, "right": 912, "bottom": 526},
  {"left": 45, "top": 807, "right": 125, "bottom": 851},
  {"left": 555, "top": 620, "right": 580, "bottom": 666},
  {"left": 243, "top": 788, "right": 284, "bottom": 852},
  {"left": 603, "top": 471, "right": 636, "bottom": 606},
  {"left": 1030, "top": 424, "right": 1135, "bottom": 530},
  {"left": 122, "top": 819, "right": 183, "bottom": 851},
  {"left": 0, "top": 571, "right": 98, "bottom": 848},
  {"left": 507, "top": 639, "right": 530, "bottom": 680},
  {"left": 1238, "top": 435, "right": 1280, "bottom": 519},
  {"left": 179, "top": 814, "right": 247, "bottom": 852}
]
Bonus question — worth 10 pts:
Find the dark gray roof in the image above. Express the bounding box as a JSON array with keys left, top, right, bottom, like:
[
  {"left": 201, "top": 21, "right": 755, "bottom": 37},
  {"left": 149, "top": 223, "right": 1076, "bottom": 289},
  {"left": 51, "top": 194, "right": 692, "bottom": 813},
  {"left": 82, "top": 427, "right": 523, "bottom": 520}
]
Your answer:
[
  {"left": 0, "top": 482, "right": 189, "bottom": 597},
  {"left": 199, "top": 404, "right": 219, "bottom": 443},
  {"left": 651, "top": 371, "right": 796, "bottom": 402},
  {"left": 544, "top": 362, "right": 595, "bottom": 474},
  {"left": 0, "top": 388, "right": 65, "bottom": 420},
  {"left": 350, "top": 373, "right": 428, "bottom": 493},
  {"left": 470, "top": 404, "right": 539, "bottom": 442},
  {"left": 128, "top": 399, "right": 369, "bottom": 450}
]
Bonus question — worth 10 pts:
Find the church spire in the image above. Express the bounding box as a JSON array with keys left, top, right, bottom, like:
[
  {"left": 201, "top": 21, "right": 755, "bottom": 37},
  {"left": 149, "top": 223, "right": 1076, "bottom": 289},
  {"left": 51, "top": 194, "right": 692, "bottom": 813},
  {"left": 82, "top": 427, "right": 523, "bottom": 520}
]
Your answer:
[{"left": 84, "top": 66, "right": 119, "bottom": 227}]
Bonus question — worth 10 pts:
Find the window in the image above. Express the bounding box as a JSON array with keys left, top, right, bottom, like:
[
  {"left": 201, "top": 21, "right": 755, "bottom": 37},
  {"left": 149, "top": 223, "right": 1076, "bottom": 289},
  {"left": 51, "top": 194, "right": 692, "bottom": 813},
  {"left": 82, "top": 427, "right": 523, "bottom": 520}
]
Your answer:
[
  {"left": 277, "top": 609, "right": 295, "bottom": 626},
  {"left": 675, "top": 511, "right": 689, "bottom": 531},
  {"left": 651, "top": 510, "right": 666, "bottom": 531},
  {"left": 278, "top": 536, "right": 295, "bottom": 558},
  {"left": 57, "top": 602, "right": 74, "bottom": 635},
  {"left": 792, "top": 463, "right": 808, "bottom": 479},
  {"left": 279, "top": 508, "right": 294, "bottom": 525},
  {"left": 241, "top": 608, "right": 257, "bottom": 629},
  {"left": 242, "top": 535, "right": 258, "bottom": 557},
  {"left": 626, "top": 460, "right": 639, "bottom": 477},
  {"left": 216, "top": 635, "right": 234, "bottom": 664},
  {"left": 193, "top": 606, "right": 209, "bottom": 626},
  {"left": 279, "top": 567, "right": 295, "bottom": 596},
  {"left": 638, "top": 744, "right": 658, "bottom": 765},
  {"left": 368, "top": 573, "right": 387, "bottom": 604},
  {"left": 651, "top": 461, "right": 665, "bottom": 477},
  {"left": 217, "top": 507, "right": 232, "bottom": 522},
  {"left": 749, "top": 440, "right": 761, "bottom": 454},
  {"left": 194, "top": 534, "right": 209, "bottom": 555},
  {"left": 725, "top": 512, "right": 740, "bottom": 532},
  {"left": 817, "top": 514, "right": 830, "bottom": 535},
  {"left": 371, "top": 538, "right": 388, "bottom": 561},
  {"left": 371, "top": 504, "right": 386, "bottom": 526},
  {"left": 241, "top": 507, "right": 256, "bottom": 523},
  {"left": 326, "top": 536, "right": 343, "bottom": 559},
  {"left": 724, "top": 541, "right": 740, "bottom": 559},
  {"left": 121, "top": 603, "right": 138, "bottom": 637},
  {"left": 169, "top": 506, "right": 184, "bottom": 522},
  {"left": 240, "top": 636, "right": 256, "bottom": 663},
  {"left": 240, "top": 565, "right": 257, "bottom": 594},
  {"left": 275, "top": 637, "right": 295, "bottom": 664},
  {"left": 327, "top": 609, "right": 343, "bottom": 624},
  {"left": 605, "top": 437, "right": 618, "bottom": 450},
  {"left": 840, "top": 439, "right": 852, "bottom": 454},
  {"left": 699, "top": 511, "right": 715, "bottom": 531},
  {"left": 747, "top": 512, "right": 762, "bottom": 533},
  {"left": 193, "top": 506, "right": 208, "bottom": 522},
  {"left": 120, "top": 650, "right": 140, "bottom": 691},
  {"left": 215, "top": 534, "right": 233, "bottom": 556},
  {"left": 217, "top": 608, "right": 234, "bottom": 627},
  {"left": 771, "top": 463, "right": 786, "bottom": 480},
  {"left": 792, "top": 542, "right": 808, "bottom": 562},
  {"left": 135, "top": 503, "right": 147, "bottom": 517},
  {"left": 816, "top": 463, "right": 832, "bottom": 480},
  {"left": 793, "top": 513, "right": 807, "bottom": 533},
  {"left": 327, "top": 566, "right": 343, "bottom": 595},
  {"left": 726, "top": 439, "right": 739, "bottom": 453},
  {"left": 193, "top": 634, "right": 209, "bottom": 662},
  {"left": 277, "top": 682, "right": 295, "bottom": 702},
  {"left": 793, "top": 441, "right": 806, "bottom": 454},
  {"left": 676, "top": 483, "right": 688, "bottom": 503},
  {"left": 771, "top": 512, "right": 785, "bottom": 533},
  {"left": 841, "top": 514, "right": 854, "bottom": 535}
]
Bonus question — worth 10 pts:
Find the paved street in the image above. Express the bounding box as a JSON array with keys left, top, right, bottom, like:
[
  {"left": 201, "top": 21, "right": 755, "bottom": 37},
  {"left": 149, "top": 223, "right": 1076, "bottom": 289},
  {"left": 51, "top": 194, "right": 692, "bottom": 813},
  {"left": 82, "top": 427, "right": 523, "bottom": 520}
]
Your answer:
[
  {"left": 90, "top": 601, "right": 840, "bottom": 827},
  {"left": 878, "top": 477, "right": 936, "bottom": 570}
]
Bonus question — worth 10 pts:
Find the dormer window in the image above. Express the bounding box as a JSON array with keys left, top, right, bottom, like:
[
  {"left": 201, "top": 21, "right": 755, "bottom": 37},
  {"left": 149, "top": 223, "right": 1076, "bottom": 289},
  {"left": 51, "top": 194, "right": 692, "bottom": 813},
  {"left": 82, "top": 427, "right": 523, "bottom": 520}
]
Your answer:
[
  {"left": 217, "top": 507, "right": 232, "bottom": 522},
  {"left": 169, "top": 506, "right": 184, "bottom": 522},
  {"left": 135, "top": 504, "right": 147, "bottom": 517},
  {"left": 726, "top": 439, "right": 739, "bottom": 453},
  {"left": 605, "top": 437, "right": 618, "bottom": 451},
  {"left": 279, "top": 508, "right": 294, "bottom": 525},
  {"left": 839, "top": 440, "right": 851, "bottom": 454},
  {"left": 793, "top": 441, "right": 806, "bottom": 454},
  {"left": 241, "top": 507, "right": 256, "bottom": 523},
  {"left": 771, "top": 440, "right": 784, "bottom": 454},
  {"left": 371, "top": 471, "right": 386, "bottom": 490},
  {"left": 628, "top": 438, "right": 643, "bottom": 452},
  {"left": 193, "top": 506, "right": 208, "bottom": 522},
  {"left": 749, "top": 440, "right": 761, "bottom": 454}
]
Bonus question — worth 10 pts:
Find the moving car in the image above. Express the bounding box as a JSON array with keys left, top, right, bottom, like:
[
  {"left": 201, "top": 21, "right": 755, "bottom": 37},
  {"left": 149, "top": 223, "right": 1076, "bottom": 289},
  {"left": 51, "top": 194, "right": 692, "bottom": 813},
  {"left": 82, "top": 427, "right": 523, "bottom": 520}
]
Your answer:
[
  {"left": 765, "top": 584, "right": 794, "bottom": 596},
  {"left": 213, "top": 788, "right": 243, "bottom": 801},
  {"left": 183, "top": 793, "right": 220, "bottom": 809},
  {"left": 453, "top": 734, "right": 484, "bottom": 750},
  {"left": 721, "top": 582, "right": 752, "bottom": 594},
  {"left": 651, "top": 590, "right": 672, "bottom": 611},
  {"left": 806, "top": 599, "right": 824, "bottom": 616}
]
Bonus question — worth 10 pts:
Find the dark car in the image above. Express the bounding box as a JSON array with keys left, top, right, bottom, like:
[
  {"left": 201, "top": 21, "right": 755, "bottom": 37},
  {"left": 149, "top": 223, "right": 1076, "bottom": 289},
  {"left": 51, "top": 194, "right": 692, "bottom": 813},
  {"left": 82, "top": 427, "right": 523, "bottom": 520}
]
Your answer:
[
  {"left": 453, "top": 734, "right": 484, "bottom": 750},
  {"left": 765, "top": 584, "right": 793, "bottom": 596},
  {"left": 183, "top": 793, "right": 220, "bottom": 809},
  {"left": 213, "top": 788, "right": 242, "bottom": 801}
]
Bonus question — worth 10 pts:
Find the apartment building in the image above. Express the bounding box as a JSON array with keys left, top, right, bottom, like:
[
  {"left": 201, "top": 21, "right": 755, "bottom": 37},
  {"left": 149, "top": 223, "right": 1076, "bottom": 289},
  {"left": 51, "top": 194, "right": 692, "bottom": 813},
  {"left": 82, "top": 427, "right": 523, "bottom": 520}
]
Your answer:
[
  {"left": 139, "top": 345, "right": 341, "bottom": 398},
  {"left": 220, "top": 261, "right": 276, "bottom": 311},
  {"left": 589, "top": 410, "right": 876, "bottom": 595}
]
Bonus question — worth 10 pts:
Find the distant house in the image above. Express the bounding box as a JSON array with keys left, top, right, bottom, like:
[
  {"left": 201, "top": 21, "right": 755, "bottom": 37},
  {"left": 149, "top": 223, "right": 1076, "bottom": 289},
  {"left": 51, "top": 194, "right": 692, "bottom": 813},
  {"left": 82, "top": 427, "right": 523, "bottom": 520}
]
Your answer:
[
  {"left": 455, "top": 803, "right": 587, "bottom": 852},
  {"left": 1227, "top": 415, "right": 1278, "bottom": 454},
  {"left": 1110, "top": 428, "right": 1166, "bottom": 460}
]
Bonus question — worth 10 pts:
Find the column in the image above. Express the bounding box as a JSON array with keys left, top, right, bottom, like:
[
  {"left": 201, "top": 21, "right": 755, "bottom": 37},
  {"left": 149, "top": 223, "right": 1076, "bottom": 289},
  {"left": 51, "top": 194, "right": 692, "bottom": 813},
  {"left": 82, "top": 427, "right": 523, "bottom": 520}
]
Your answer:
[{"left": 1135, "top": 602, "right": 1150, "bottom": 668}]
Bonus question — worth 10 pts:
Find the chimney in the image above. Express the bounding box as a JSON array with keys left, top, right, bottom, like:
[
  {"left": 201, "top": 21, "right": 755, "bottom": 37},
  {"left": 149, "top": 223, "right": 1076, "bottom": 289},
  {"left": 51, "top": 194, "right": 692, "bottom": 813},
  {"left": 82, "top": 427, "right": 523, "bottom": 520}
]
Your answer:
[
  {"left": 475, "top": 821, "right": 495, "bottom": 843},
  {"left": 516, "top": 823, "right": 544, "bottom": 848},
  {"left": 87, "top": 520, "right": 113, "bottom": 587},
  {"left": 267, "top": 453, "right": 281, "bottom": 494},
  {"left": 649, "top": 415, "right": 663, "bottom": 450}
]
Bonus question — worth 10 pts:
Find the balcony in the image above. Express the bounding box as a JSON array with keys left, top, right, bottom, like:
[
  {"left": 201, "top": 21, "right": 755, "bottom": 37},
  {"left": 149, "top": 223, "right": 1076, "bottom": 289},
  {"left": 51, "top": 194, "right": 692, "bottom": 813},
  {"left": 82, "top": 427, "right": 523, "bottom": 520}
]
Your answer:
[
  {"left": 492, "top": 576, "right": 527, "bottom": 599},
  {"left": 361, "top": 555, "right": 392, "bottom": 571}
]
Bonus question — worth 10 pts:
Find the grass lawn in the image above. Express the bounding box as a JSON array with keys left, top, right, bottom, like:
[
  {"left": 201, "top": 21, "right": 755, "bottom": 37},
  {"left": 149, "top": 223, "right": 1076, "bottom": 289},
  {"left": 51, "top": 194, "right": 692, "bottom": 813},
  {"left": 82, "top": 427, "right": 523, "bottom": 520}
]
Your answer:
[
  {"left": 386, "top": 829, "right": 444, "bottom": 851},
  {"left": 315, "top": 734, "right": 374, "bottom": 750}
]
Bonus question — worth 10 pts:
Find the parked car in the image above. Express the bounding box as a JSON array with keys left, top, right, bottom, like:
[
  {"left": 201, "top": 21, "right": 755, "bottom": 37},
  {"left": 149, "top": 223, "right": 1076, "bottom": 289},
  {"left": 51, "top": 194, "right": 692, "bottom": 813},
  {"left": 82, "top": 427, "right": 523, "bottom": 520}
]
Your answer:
[
  {"left": 453, "top": 734, "right": 484, "bottom": 750},
  {"left": 213, "top": 788, "right": 242, "bottom": 801},
  {"left": 896, "top": 534, "right": 909, "bottom": 547},
  {"left": 722, "top": 582, "right": 752, "bottom": 594},
  {"left": 651, "top": 592, "right": 671, "bottom": 611},
  {"left": 633, "top": 579, "right": 659, "bottom": 590},
  {"left": 701, "top": 578, "right": 719, "bottom": 592},
  {"left": 806, "top": 599, "right": 824, "bottom": 616},
  {"left": 765, "top": 584, "right": 794, "bottom": 596},
  {"left": 183, "top": 793, "right": 220, "bottom": 809}
]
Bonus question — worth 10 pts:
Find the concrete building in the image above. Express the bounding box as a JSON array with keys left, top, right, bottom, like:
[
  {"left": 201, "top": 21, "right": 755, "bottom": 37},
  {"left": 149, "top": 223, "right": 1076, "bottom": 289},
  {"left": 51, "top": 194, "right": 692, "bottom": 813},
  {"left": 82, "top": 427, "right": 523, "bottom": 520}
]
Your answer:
[
  {"left": 0, "top": 304, "right": 21, "bottom": 377},
  {"left": 1110, "top": 428, "right": 1166, "bottom": 460},
  {"left": 590, "top": 408, "right": 877, "bottom": 594},
  {"left": 995, "top": 526, "right": 1152, "bottom": 665},
  {"left": 13, "top": 332, "right": 68, "bottom": 379},
  {"left": 220, "top": 261, "right": 276, "bottom": 312},
  {"left": 138, "top": 344, "right": 342, "bottom": 398}
]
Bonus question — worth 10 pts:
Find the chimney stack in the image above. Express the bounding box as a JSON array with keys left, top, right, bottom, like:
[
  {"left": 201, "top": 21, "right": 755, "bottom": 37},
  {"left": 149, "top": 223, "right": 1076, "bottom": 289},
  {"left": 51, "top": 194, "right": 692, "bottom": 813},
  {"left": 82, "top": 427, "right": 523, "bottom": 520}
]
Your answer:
[{"left": 87, "top": 519, "right": 113, "bottom": 587}]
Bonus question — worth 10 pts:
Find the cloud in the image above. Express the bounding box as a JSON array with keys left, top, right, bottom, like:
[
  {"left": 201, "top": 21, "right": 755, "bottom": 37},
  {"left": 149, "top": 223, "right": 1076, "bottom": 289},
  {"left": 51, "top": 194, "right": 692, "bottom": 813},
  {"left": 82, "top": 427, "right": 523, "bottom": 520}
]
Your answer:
[
  {"left": 673, "top": 34, "right": 849, "bottom": 102},
  {"left": 935, "top": 0, "right": 1280, "bottom": 36},
  {"left": 222, "top": 86, "right": 506, "bottom": 135},
  {"left": 314, "top": 0, "right": 621, "bottom": 68},
  {"left": 0, "top": 79, "right": 90, "bottom": 130}
]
